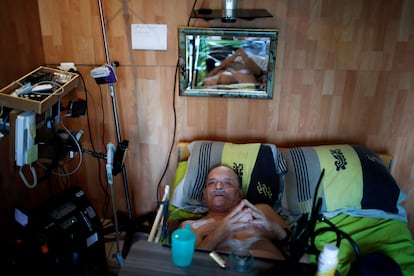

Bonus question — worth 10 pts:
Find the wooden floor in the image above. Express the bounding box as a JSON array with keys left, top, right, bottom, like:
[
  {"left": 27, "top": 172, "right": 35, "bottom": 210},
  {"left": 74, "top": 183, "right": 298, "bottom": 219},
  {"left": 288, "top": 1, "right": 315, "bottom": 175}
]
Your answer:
[
  {"left": 105, "top": 231, "right": 125, "bottom": 275},
  {"left": 104, "top": 220, "right": 151, "bottom": 275}
]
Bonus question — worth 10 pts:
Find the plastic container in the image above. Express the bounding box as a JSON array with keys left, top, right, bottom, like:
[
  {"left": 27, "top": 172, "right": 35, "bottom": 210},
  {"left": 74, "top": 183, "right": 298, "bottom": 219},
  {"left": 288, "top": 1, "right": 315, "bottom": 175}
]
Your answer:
[
  {"left": 171, "top": 224, "right": 196, "bottom": 267},
  {"left": 316, "top": 244, "right": 339, "bottom": 276},
  {"left": 229, "top": 248, "right": 254, "bottom": 272}
]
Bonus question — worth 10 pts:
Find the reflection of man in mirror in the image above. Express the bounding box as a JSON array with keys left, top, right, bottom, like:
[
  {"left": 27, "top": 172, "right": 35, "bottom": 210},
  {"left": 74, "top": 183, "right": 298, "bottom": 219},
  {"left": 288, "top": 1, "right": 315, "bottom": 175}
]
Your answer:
[{"left": 202, "top": 48, "right": 264, "bottom": 88}]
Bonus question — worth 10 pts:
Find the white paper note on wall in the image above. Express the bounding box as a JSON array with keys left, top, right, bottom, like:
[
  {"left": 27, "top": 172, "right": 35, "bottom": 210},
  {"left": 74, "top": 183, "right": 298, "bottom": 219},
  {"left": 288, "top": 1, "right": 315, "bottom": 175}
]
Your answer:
[{"left": 131, "top": 24, "right": 167, "bottom": 51}]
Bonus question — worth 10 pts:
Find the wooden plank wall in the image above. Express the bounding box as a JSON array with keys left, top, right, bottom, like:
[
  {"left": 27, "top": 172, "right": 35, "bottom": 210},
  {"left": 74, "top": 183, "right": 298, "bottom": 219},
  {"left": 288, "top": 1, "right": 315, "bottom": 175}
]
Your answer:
[
  {"left": 0, "top": 0, "right": 46, "bottom": 241},
  {"left": 1, "top": 0, "right": 413, "bottom": 238},
  {"left": 0, "top": 0, "right": 45, "bottom": 87}
]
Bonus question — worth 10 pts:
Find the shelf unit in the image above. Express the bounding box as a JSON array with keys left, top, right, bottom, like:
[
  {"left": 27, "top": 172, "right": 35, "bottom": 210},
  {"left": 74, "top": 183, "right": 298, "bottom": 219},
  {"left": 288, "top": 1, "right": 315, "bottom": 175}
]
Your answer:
[
  {"left": 0, "top": 66, "right": 79, "bottom": 114},
  {"left": 191, "top": 9, "right": 273, "bottom": 22}
]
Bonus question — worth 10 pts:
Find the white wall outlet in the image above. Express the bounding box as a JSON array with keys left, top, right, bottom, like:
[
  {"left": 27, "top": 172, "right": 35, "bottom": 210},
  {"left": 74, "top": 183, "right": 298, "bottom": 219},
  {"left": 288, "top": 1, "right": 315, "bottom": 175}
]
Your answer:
[{"left": 58, "top": 62, "right": 77, "bottom": 72}]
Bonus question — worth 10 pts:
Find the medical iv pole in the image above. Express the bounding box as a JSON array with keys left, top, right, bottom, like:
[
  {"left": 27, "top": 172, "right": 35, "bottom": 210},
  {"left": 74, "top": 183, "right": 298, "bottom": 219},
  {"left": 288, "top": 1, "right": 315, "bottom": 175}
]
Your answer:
[
  {"left": 97, "top": 0, "right": 132, "bottom": 219},
  {"left": 97, "top": 0, "right": 132, "bottom": 266}
]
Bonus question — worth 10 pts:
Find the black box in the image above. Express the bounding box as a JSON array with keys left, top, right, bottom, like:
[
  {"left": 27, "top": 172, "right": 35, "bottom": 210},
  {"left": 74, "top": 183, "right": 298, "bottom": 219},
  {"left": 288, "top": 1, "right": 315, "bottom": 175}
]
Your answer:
[{"left": 13, "top": 187, "right": 107, "bottom": 275}]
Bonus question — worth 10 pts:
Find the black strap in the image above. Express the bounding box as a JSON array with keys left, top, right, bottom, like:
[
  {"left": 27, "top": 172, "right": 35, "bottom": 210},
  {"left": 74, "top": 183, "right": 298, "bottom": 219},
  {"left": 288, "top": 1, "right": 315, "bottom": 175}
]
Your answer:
[{"left": 286, "top": 214, "right": 361, "bottom": 261}]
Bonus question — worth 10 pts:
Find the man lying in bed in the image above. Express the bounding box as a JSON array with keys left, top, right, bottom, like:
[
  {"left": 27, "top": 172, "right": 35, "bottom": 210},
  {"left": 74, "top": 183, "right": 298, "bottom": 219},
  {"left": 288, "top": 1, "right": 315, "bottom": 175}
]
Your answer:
[{"left": 179, "top": 165, "right": 289, "bottom": 260}]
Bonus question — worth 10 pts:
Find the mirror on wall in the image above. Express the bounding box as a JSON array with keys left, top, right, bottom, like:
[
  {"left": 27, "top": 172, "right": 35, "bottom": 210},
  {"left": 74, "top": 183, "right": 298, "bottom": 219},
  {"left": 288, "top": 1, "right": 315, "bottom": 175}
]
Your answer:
[{"left": 178, "top": 27, "right": 279, "bottom": 99}]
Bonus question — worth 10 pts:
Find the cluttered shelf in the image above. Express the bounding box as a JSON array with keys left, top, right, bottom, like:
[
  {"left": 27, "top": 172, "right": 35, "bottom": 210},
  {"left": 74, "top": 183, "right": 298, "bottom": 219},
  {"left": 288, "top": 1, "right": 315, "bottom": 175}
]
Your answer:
[{"left": 0, "top": 66, "right": 79, "bottom": 114}]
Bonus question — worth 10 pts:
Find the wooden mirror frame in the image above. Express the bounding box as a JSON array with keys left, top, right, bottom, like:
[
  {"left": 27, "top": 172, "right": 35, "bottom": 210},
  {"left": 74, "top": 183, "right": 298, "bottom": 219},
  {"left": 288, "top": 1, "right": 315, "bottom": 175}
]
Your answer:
[{"left": 178, "top": 27, "right": 279, "bottom": 99}]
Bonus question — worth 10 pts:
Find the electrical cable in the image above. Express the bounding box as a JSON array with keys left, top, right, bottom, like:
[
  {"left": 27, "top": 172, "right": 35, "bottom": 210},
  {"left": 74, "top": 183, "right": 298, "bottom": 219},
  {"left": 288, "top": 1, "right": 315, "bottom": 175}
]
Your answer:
[
  {"left": 310, "top": 216, "right": 361, "bottom": 257},
  {"left": 64, "top": 69, "right": 111, "bottom": 220},
  {"left": 285, "top": 212, "right": 361, "bottom": 261},
  {"left": 19, "top": 164, "right": 38, "bottom": 189},
  {"left": 31, "top": 80, "right": 65, "bottom": 96},
  {"left": 155, "top": 0, "right": 198, "bottom": 203},
  {"left": 35, "top": 117, "right": 83, "bottom": 177},
  {"left": 187, "top": 0, "right": 199, "bottom": 26},
  {"left": 96, "top": 83, "right": 111, "bottom": 219},
  {"left": 67, "top": 69, "right": 118, "bottom": 241},
  {"left": 155, "top": 60, "right": 178, "bottom": 203},
  {"left": 35, "top": 94, "right": 83, "bottom": 178}
]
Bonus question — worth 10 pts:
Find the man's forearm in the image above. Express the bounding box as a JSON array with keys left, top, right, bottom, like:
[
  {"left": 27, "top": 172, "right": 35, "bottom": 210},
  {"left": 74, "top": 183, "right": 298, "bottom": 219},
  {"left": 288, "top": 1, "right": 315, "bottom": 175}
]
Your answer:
[{"left": 271, "top": 222, "right": 288, "bottom": 241}]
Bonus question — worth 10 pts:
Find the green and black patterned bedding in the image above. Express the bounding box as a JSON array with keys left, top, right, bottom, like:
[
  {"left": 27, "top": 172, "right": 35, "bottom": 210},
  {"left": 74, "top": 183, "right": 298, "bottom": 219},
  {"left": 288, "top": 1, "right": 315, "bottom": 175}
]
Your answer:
[
  {"left": 310, "top": 213, "right": 414, "bottom": 275},
  {"left": 166, "top": 141, "right": 414, "bottom": 275},
  {"left": 279, "top": 144, "right": 407, "bottom": 222}
]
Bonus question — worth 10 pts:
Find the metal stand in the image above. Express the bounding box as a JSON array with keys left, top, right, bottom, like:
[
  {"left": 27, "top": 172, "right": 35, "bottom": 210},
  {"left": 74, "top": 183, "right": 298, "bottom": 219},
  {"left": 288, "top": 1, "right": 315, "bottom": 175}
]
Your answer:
[
  {"left": 97, "top": 0, "right": 132, "bottom": 220},
  {"left": 97, "top": 0, "right": 132, "bottom": 267},
  {"left": 80, "top": 142, "right": 124, "bottom": 266},
  {"left": 106, "top": 143, "right": 124, "bottom": 267}
]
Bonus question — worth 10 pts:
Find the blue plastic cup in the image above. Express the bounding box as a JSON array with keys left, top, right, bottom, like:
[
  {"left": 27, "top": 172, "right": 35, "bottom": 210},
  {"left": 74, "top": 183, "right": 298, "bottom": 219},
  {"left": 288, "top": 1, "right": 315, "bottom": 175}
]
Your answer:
[{"left": 171, "top": 224, "right": 196, "bottom": 267}]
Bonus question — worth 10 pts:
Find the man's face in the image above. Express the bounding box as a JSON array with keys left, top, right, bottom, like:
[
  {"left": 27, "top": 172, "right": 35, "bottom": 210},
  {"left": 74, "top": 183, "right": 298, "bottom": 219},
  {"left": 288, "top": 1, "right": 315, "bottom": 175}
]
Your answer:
[{"left": 204, "top": 166, "right": 242, "bottom": 213}]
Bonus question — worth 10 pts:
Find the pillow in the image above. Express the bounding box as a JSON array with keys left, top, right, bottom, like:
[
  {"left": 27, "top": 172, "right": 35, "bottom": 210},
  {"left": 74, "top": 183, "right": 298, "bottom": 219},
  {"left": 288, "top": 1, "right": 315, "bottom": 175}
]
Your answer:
[
  {"left": 169, "top": 140, "right": 286, "bottom": 214},
  {"left": 168, "top": 161, "right": 204, "bottom": 221},
  {"left": 280, "top": 144, "right": 407, "bottom": 221}
]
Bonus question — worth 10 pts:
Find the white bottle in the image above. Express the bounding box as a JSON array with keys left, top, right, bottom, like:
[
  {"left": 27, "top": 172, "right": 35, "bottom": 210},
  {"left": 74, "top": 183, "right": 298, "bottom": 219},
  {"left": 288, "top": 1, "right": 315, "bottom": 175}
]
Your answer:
[{"left": 316, "top": 244, "right": 339, "bottom": 276}]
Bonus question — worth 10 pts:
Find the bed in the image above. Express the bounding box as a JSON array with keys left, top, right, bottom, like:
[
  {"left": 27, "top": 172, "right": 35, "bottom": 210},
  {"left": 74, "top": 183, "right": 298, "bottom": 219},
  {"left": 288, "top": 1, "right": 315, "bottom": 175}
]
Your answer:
[{"left": 157, "top": 140, "right": 414, "bottom": 275}]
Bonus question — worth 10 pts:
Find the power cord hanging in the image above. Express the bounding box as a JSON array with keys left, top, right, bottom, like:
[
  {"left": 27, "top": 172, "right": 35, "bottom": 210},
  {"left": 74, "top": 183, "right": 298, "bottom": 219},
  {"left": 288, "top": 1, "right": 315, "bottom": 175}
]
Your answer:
[
  {"left": 285, "top": 169, "right": 361, "bottom": 262},
  {"left": 19, "top": 164, "right": 38, "bottom": 189},
  {"left": 309, "top": 216, "right": 361, "bottom": 257}
]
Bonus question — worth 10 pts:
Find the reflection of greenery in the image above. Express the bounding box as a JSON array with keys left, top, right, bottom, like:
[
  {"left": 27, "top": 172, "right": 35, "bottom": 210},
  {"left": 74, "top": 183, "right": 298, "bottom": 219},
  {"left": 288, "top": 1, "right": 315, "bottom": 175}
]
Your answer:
[
  {"left": 195, "top": 36, "right": 208, "bottom": 88},
  {"left": 206, "top": 39, "right": 244, "bottom": 48},
  {"left": 195, "top": 38, "right": 244, "bottom": 88}
]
